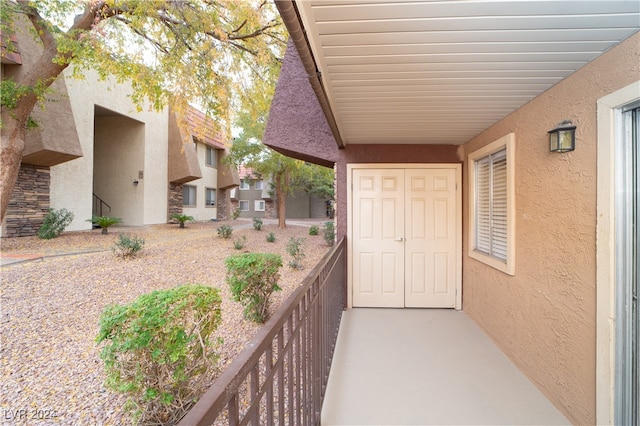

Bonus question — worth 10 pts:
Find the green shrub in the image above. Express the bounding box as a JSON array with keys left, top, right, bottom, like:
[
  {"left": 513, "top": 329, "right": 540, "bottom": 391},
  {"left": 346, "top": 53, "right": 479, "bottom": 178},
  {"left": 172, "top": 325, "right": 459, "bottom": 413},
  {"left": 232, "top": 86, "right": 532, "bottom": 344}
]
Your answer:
[
  {"left": 308, "top": 225, "right": 319, "bottom": 236},
  {"left": 113, "top": 234, "right": 145, "bottom": 259},
  {"left": 169, "top": 213, "right": 194, "bottom": 229},
  {"left": 225, "top": 253, "right": 282, "bottom": 323},
  {"left": 217, "top": 224, "right": 233, "bottom": 239},
  {"left": 286, "top": 237, "right": 306, "bottom": 269},
  {"left": 96, "top": 285, "right": 222, "bottom": 425},
  {"left": 231, "top": 208, "right": 240, "bottom": 220},
  {"left": 252, "top": 217, "right": 263, "bottom": 231},
  {"left": 266, "top": 232, "right": 276, "bottom": 243},
  {"left": 323, "top": 221, "right": 335, "bottom": 246},
  {"left": 37, "top": 208, "right": 74, "bottom": 239},
  {"left": 233, "top": 236, "right": 247, "bottom": 250},
  {"left": 88, "top": 216, "right": 122, "bottom": 235}
]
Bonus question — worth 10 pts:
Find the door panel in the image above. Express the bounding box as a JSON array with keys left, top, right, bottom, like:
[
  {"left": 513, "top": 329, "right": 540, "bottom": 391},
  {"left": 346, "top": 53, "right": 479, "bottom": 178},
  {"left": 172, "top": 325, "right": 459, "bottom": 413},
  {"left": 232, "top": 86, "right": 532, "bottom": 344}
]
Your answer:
[
  {"left": 405, "top": 169, "right": 457, "bottom": 307},
  {"left": 352, "top": 169, "right": 405, "bottom": 307},
  {"left": 351, "top": 167, "right": 458, "bottom": 308}
]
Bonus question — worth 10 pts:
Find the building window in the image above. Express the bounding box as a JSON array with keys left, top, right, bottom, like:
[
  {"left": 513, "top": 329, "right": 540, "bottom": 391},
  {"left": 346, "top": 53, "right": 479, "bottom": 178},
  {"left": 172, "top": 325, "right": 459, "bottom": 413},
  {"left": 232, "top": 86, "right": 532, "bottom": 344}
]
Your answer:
[
  {"left": 255, "top": 180, "right": 264, "bottom": 190},
  {"left": 206, "top": 147, "right": 217, "bottom": 167},
  {"left": 255, "top": 200, "right": 265, "bottom": 211},
  {"left": 205, "top": 188, "right": 216, "bottom": 207},
  {"left": 183, "top": 185, "right": 196, "bottom": 207},
  {"left": 239, "top": 200, "right": 250, "bottom": 211},
  {"left": 239, "top": 180, "right": 250, "bottom": 190},
  {"left": 468, "top": 133, "right": 515, "bottom": 275}
]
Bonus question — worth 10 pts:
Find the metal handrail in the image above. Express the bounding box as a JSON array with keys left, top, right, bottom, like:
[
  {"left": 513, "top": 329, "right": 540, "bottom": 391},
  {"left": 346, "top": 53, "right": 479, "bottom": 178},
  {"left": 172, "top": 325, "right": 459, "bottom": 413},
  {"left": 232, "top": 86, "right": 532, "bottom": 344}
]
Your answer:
[
  {"left": 179, "top": 237, "right": 346, "bottom": 426},
  {"left": 92, "top": 193, "right": 111, "bottom": 217}
]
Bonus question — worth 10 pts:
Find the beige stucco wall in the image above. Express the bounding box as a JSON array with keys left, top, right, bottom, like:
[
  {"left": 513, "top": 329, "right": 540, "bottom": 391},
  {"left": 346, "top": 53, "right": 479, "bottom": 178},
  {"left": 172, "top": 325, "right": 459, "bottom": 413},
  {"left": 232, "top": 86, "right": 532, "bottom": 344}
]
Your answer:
[
  {"left": 93, "top": 117, "right": 145, "bottom": 226},
  {"left": 182, "top": 142, "right": 218, "bottom": 221},
  {"left": 461, "top": 31, "right": 640, "bottom": 425},
  {"left": 51, "top": 69, "right": 169, "bottom": 230}
]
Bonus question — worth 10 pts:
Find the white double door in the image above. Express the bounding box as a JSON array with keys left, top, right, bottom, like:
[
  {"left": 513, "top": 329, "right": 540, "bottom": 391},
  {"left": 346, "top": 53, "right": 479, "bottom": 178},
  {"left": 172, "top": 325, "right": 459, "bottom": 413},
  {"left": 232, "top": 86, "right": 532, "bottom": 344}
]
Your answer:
[{"left": 350, "top": 165, "right": 460, "bottom": 308}]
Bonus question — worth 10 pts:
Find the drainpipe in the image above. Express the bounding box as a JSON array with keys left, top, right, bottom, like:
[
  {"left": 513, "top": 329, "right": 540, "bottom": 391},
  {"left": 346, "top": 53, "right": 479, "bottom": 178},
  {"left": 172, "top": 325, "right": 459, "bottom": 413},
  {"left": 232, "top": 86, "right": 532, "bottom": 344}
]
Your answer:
[{"left": 274, "top": 0, "right": 345, "bottom": 149}]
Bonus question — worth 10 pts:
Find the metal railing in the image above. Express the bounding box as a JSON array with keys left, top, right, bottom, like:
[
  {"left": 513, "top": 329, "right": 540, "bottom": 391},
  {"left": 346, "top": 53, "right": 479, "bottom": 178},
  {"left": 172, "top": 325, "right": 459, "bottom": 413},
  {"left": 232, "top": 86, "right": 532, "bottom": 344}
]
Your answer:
[
  {"left": 179, "top": 237, "right": 346, "bottom": 426},
  {"left": 92, "top": 193, "right": 111, "bottom": 217}
]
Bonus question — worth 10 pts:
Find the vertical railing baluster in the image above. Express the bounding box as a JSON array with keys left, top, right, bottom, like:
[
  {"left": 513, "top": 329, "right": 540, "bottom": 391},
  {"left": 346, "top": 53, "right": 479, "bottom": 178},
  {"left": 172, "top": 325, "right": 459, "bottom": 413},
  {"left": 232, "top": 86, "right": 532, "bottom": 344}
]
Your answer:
[
  {"left": 229, "top": 394, "right": 239, "bottom": 426},
  {"left": 266, "top": 344, "right": 274, "bottom": 426},
  {"left": 301, "top": 292, "right": 308, "bottom": 426},
  {"left": 287, "top": 314, "right": 294, "bottom": 425},
  {"left": 295, "top": 303, "right": 302, "bottom": 426},
  {"left": 250, "top": 366, "right": 259, "bottom": 426},
  {"left": 278, "top": 329, "right": 285, "bottom": 426}
]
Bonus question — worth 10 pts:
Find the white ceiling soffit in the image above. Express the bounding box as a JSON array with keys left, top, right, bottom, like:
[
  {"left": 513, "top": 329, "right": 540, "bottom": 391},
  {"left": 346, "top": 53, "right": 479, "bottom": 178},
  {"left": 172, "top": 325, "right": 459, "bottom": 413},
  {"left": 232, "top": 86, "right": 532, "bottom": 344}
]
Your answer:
[{"left": 295, "top": 0, "right": 640, "bottom": 145}]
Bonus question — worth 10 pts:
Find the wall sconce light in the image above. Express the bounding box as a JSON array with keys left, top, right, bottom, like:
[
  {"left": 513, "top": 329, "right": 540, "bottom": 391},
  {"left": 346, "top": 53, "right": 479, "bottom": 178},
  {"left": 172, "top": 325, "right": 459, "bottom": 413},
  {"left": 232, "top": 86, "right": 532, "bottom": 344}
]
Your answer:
[
  {"left": 548, "top": 120, "right": 576, "bottom": 153},
  {"left": 133, "top": 180, "right": 139, "bottom": 185}
]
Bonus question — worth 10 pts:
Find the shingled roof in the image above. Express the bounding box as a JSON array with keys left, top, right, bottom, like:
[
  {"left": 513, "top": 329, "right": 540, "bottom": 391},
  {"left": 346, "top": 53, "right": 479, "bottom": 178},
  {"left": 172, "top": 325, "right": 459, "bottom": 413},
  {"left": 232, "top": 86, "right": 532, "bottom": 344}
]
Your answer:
[{"left": 185, "top": 106, "right": 226, "bottom": 149}]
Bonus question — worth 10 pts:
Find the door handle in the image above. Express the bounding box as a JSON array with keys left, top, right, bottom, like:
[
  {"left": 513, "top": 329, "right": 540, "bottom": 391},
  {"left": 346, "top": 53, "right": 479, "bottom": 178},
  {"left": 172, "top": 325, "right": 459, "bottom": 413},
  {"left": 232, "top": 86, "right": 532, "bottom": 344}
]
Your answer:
[{"left": 395, "top": 237, "right": 404, "bottom": 242}]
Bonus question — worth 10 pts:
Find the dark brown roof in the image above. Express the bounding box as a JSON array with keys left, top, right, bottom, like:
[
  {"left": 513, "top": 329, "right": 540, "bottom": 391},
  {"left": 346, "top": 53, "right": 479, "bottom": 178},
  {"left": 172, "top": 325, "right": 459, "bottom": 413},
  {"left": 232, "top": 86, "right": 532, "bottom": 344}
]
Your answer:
[
  {"left": 1, "top": 30, "right": 22, "bottom": 65},
  {"left": 186, "top": 106, "right": 226, "bottom": 149}
]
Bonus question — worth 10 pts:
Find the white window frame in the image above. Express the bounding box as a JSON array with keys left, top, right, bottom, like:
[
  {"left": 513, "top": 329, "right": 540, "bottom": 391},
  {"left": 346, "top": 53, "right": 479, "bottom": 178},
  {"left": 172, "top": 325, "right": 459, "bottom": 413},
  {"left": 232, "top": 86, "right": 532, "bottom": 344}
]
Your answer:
[
  {"left": 205, "top": 188, "right": 216, "bottom": 207},
  {"left": 468, "top": 133, "right": 516, "bottom": 275},
  {"left": 255, "top": 200, "right": 265, "bottom": 211},
  {"left": 239, "top": 180, "right": 250, "bottom": 190},
  {"left": 239, "top": 200, "right": 250, "bottom": 211},
  {"left": 183, "top": 185, "right": 197, "bottom": 207},
  {"left": 205, "top": 146, "right": 217, "bottom": 168},
  {"left": 255, "top": 180, "right": 264, "bottom": 190}
]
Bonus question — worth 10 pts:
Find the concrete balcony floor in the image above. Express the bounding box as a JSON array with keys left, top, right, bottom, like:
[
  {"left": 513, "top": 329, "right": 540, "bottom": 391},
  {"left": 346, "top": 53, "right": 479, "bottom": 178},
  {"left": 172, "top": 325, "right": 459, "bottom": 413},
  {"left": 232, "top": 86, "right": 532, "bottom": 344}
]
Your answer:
[{"left": 321, "top": 309, "right": 571, "bottom": 425}]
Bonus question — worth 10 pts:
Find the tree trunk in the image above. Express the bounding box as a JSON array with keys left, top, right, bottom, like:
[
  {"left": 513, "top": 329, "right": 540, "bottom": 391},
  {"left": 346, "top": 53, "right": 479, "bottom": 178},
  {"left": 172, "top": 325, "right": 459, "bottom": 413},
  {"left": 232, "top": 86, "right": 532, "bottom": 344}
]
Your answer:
[
  {"left": 0, "top": 3, "right": 99, "bottom": 222},
  {"left": 0, "top": 114, "right": 28, "bottom": 222},
  {"left": 275, "top": 171, "right": 287, "bottom": 229}
]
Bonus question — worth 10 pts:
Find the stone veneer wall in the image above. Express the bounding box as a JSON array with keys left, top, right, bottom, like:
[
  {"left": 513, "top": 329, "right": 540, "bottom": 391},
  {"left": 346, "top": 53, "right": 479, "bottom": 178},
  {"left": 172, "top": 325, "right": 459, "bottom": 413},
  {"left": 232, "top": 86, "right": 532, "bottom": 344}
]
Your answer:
[
  {"left": 216, "top": 188, "right": 229, "bottom": 220},
  {"left": 167, "top": 183, "right": 183, "bottom": 220},
  {"left": 3, "top": 164, "right": 50, "bottom": 237},
  {"left": 265, "top": 199, "right": 276, "bottom": 219}
]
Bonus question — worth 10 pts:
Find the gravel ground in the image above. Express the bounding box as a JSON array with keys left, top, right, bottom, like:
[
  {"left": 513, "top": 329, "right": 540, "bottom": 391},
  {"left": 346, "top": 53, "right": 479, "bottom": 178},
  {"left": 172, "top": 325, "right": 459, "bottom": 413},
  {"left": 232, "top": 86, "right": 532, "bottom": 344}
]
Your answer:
[{"left": 0, "top": 220, "right": 330, "bottom": 425}]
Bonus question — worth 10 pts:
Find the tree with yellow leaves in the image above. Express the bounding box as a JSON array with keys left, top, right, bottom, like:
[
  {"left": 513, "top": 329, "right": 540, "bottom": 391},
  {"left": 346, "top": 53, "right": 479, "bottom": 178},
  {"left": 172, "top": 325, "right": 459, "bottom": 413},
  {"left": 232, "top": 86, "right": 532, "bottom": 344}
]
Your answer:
[{"left": 0, "top": 0, "right": 286, "bottom": 222}]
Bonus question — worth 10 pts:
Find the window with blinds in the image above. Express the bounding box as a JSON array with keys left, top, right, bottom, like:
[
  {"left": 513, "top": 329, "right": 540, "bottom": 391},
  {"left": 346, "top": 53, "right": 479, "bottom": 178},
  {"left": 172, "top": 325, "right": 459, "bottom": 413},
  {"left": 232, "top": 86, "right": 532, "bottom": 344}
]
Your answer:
[
  {"left": 468, "top": 133, "right": 515, "bottom": 275},
  {"left": 475, "top": 149, "right": 507, "bottom": 260}
]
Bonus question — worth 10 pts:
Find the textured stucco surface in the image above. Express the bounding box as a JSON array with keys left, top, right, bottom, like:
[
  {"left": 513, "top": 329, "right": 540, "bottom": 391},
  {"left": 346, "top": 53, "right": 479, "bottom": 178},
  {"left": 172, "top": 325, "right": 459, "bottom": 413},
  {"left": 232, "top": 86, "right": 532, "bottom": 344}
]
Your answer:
[
  {"left": 167, "top": 109, "right": 202, "bottom": 184},
  {"left": 263, "top": 40, "right": 338, "bottom": 167},
  {"left": 182, "top": 141, "right": 219, "bottom": 221},
  {"left": 461, "top": 32, "right": 640, "bottom": 426},
  {"left": 55, "top": 69, "right": 169, "bottom": 231},
  {"left": 4, "top": 15, "right": 82, "bottom": 167},
  {"left": 93, "top": 116, "right": 145, "bottom": 226}
]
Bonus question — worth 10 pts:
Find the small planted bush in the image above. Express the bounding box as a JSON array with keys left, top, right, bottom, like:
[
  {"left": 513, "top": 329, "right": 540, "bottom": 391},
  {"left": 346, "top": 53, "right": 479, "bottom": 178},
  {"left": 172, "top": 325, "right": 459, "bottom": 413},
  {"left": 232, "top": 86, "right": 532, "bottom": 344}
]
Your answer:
[
  {"left": 308, "top": 225, "right": 319, "bottom": 236},
  {"left": 96, "top": 285, "right": 222, "bottom": 425},
  {"left": 323, "top": 221, "right": 335, "bottom": 246},
  {"left": 113, "top": 234, "right": 145, "bottom": 259},
  {"left": 266, "top": 232, "right": 276, "bottom": 243},
  {"left": 37, "top": 208, "right": 74, "bottom": 239},
  {"left": 286, "top": 237, "right": 306, "bottom": 270},
  {"left": 231, "top": 208, "right": 240, "bottom": 220},
  {"left": 225, "top": 253, "right": 282, "bottom": 323},
  {"left": 233, "top": 236, "right": 247, "bottom": 250},
  {"left": 217, "top": 224, "right": 233, "bottom": 239},
  {"left": 252, "top": 217, "right": 263, "bottom": 231},
  {"left": 88, "top": 216, "right": 122, "bottom": 235},
  {"left": 170, "top": 213, "right": 194, "bottom": 229}
]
